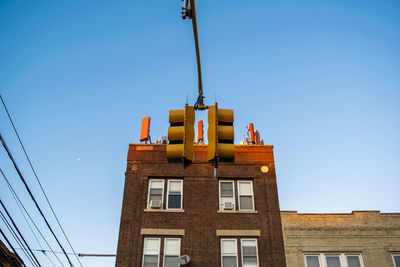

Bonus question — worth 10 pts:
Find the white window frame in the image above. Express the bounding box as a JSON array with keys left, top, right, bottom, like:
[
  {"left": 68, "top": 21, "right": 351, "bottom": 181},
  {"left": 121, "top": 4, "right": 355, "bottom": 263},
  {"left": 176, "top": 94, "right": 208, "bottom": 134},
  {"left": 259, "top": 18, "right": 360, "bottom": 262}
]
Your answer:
[
  {"left": 147, "top": 179, "right": 165, "bottom": 209},
  {"left": 237, "top": 181, "right": 255, "bottom": 211},
  {"left": 392, "top": 253, "right": 400, "bottom": 267},
  {"left": 219, "top": 180, "right": 236, "bottom": 210},
  {"left": 220, "top": 238, "right": 238, "bottom": 267},
  {"left": 163, "top": 238, "right": 181, "bottom": 267},
  {"left": 303, "top": 253, "right": 364, "bottom": 267},
  {"left": 142, "top": 238, "right": 161, "bottom": 267},
  {"left": 241, "top": 238, "right": 259, "bottom": 267},
  {"left": 166, "top": 180, "right": 183, "bottom": 210}
]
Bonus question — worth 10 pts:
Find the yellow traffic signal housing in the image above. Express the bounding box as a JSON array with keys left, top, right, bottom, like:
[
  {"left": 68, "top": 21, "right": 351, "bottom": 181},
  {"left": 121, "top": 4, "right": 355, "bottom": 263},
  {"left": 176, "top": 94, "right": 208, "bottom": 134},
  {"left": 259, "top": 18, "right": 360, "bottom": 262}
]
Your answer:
[
  {"left": 166, "top": 104, "right": 195, "bottom": 162},
  {"left": 207, "top": 103, "right": 235, "bottom": 162}
]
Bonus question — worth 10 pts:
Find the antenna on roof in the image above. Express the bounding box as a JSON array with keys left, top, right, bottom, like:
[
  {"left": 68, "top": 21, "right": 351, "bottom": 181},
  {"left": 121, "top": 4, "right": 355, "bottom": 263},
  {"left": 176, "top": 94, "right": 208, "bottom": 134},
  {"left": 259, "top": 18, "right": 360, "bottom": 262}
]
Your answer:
[{"left": 140, "top": 116, "right": 151, "bottom": 144}]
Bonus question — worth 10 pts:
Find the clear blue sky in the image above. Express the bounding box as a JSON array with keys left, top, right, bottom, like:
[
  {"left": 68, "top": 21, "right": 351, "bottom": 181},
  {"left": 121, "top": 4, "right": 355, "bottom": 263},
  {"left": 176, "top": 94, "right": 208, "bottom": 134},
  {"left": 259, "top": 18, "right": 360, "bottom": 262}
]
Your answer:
[{"left": 1, "top": 0, "right": 399, "bottom": 266}]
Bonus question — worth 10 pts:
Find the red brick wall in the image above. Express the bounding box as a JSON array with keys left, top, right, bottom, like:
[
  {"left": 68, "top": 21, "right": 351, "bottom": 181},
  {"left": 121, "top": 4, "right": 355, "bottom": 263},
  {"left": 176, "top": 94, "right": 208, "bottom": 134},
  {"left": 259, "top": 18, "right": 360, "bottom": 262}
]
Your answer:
[{"left": 116, "top": 144, "right": 286, "bottom": 267}]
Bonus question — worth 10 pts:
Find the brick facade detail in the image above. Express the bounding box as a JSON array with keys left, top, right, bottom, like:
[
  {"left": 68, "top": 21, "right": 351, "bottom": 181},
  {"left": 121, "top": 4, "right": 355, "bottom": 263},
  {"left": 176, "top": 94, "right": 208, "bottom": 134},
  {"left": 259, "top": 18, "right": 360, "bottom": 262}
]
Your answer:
[{"left": 116, "top": 144, "right": 286, "bottom": 267}]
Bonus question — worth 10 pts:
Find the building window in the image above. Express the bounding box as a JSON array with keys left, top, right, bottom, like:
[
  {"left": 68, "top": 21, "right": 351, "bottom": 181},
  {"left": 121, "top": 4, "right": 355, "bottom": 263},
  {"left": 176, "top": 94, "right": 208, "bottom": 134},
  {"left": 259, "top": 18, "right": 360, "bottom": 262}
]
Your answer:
[
  {"left": 241, "top": 239, "right": 259, "bottom": 267},
  {"left": 305, "top": 255, "right": 320, "bottom": 267},
  {"left": 221, "top": 238, "right": 259, "bottom": 267},
  {"left": 148, "top": 180, "right": 164, "bottom": 209},
  {"left": 142, "top": 238, "right": 181, "bottom": 267},
  {"left": 219, "top": 181, "right": 235, "bottom": 210},
  {"left": 238, "top": 181, "right": 254, "bottom": 210},
  {"left": 143, "top": 238, "right": 160, "bottom": 267},
  {"left": 167, "top": 180, "right": 183, "bottom": 209},
  {"left": 163, "top": 238, "right": 180, "bottom": 267},
  {"left": 219, "top": 180, "right": 254, "bottom": 211},
  {"left": 393, "top": 253, "right": 400, "bottom": 267},
  {"left": 221, "top": 239, "right": 238, "bottom": 267},
  {"left": 304, "top": 253, "right": 364, "bottom": 267},
  {"left": 147, "top": 179, "right": 183, "bottom": 210}
]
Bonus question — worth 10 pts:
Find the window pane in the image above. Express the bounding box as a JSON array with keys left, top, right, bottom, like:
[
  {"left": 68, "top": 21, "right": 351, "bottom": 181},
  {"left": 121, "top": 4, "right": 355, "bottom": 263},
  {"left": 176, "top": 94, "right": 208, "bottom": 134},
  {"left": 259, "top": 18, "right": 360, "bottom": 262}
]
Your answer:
[
  {"left": 168, "top": 195, "right": 181, "bottom": 209},
  {"left": 240, "top": 196, "right": 253, "bottom": 210},
  {"left": 164, "top": 256, "right": 179, "bottom": 267},
  {"left": 150, "top": 188, "right": 162, "bottom": 195},
  {"left": 243, "top": 245, "right": 257, "bottom": 256},
  {"left": 144, "top": 239, "right": 160, "bottom": 254},
  {"left": 222, "top": 256, "right": 237, "bottom": 267},
  {"left": 143, "top": 255, "right": 158, "bottom": 267},
  {"left": 347, "top": 256, "right": 361, "bottom": 267},
  {"left": 222, "top": 240, "right": 236, "bottom": 254},
  {"left": 149, "top": 194, "right": 162, "bottom": 202},
  {"left": 326, "top": 256, "right": 341, "bottom": 267},
  {"left": 169, "top": 181, "right": 181, "bottom": 192},
  {"left": 150, "top": 181, "right": 163, "bottom": 189},
  {"left": 221, "top": 182, "right": 233, "bottom": 197},
  {"left": 306, "top": 256, "right": 320, "bottom": 267},
  {"left": 165, "top": 239, "right": 179, "bottom": 255},
  {"left": 394, "top": 256, "right": 400, "bottom": 267},
  {"left": 242, "top": 240, "right": 257, "bottom": 267},
  {"left": 239, "top": 182, "right": 252, "bottom": 195}
]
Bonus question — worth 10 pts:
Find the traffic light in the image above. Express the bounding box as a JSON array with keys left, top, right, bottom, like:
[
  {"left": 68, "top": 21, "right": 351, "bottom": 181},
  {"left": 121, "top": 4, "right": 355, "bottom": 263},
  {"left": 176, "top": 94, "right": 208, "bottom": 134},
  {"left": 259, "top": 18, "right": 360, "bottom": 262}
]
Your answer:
[
  {"left": 207, "top": 103, "right": 235, "bottom": 162},
  {"left": 166, "top": 104, "right": 195, "bottom": 162}
]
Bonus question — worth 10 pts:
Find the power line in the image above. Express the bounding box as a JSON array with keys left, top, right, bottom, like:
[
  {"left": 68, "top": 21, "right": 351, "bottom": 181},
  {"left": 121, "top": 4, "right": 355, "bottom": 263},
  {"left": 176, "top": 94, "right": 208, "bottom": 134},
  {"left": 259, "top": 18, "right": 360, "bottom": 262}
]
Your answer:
[
  {"left": 0, "top": 133, "right": 74, "bottom": 266},
  {"left": 1, "top": 169, "right": 60, "bottom": 266},
  {"left": 0, "top": 204, "right": 40, "bottom": 266},
  {"left": 0, "top": 94, "right": 83, "bottom": 267}
]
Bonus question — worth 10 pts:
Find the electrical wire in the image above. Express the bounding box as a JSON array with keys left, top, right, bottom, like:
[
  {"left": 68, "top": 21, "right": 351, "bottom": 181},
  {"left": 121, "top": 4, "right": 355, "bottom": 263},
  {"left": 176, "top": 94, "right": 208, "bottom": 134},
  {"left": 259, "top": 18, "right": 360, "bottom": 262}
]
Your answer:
[
  {"left": 0, "top": 133, "right": 74, "bottom": 266},
  {"left": 1, "top": 169, "right": 58, "bottom": 266},
  {"left": 0, "top": 210, "right": 37, "bottom": 266},
  {"left": 0, "top": 94, "right": 83, "bottom": 267}
]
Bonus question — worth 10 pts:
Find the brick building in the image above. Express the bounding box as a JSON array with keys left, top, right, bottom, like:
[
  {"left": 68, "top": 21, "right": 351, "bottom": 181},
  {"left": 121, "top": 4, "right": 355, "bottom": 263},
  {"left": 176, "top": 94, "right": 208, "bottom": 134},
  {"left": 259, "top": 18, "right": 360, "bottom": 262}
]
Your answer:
[
  {"left": 116, "top": 144, "right": 286, "bottom": 267},
  {"left": 281, "top": 211, "right": 400, "bottom": 267},
  {"left": 0, "top": 240, "right": 23, "bottom": 267}
]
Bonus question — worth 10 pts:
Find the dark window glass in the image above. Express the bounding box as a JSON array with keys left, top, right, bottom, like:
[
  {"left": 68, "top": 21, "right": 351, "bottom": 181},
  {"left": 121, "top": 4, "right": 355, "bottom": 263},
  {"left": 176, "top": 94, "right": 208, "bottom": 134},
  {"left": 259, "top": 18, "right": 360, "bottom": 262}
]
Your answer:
[
  {"left": 347, "top": 256, "right": 361, "bottom": 267},
  {"left": 394, "top": 256, "right": 400, "bottom": 267},
  {"left": 143, "top": 255, "right": 158, "bottom": 267},
  {"left": 164, "top": 256, "right": 179, "bottom": 267},
  {"left": 306, "top": 256, "right": 320, "bottom": 267},
  {"left": 240, "top": 196, "right": 253, "bottom": 210},
  {"left": 168, "top": 195, "right": 181, "bottom": 209},
  {"left": 326, "top": 256, "right": 341, "bottom": 267},
  {"left": 222, "top": 256, "right": 237, "bottom": 267},
  {"left": 221, "top": 182, "right": 233, "bottom": 197}
]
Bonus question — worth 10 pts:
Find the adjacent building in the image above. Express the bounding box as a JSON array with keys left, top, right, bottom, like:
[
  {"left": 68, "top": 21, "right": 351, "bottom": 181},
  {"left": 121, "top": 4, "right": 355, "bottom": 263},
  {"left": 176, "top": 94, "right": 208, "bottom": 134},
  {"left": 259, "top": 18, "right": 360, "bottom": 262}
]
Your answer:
[
  {"left": 116, "top": 144, "right": 286, "bottom": 267},
  {"left": 0, "top": 240, "right": 23, "bottom": 267},
  {"left": 281, "top": 211, "right": 400, "bottom": 267}
]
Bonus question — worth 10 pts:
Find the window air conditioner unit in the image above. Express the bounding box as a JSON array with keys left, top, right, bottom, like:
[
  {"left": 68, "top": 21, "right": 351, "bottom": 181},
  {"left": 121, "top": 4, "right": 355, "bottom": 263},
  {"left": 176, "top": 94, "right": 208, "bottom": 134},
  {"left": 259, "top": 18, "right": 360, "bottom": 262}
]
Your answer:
[
  {"left": 224, "top": 202, "right": 234, "bottom": 210},
  {"left": 150, "top": 200, "right": 162, "bottom": 209}
]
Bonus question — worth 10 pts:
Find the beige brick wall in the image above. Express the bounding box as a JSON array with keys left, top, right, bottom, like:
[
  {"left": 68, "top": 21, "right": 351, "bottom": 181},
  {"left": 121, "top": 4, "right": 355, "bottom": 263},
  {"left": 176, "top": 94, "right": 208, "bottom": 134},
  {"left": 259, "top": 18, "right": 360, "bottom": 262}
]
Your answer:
[{"left": 281, "top": 211, "right": 400, "bottom": 267}]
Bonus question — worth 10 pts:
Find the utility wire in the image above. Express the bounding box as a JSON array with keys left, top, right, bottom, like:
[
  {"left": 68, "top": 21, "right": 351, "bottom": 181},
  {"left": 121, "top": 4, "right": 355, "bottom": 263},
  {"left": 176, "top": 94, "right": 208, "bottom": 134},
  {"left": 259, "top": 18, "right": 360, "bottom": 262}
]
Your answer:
[
  {"left": 0, "top": 208, "right": 38, "bottom": 266},
  {"left": 0, "top": 227, "right": 24, "bottom": 264},
  {"left": 0, "top": 133, "right": 74, "bottom": 266},
  {"left": 0, "top": 94, "right": 82, "bottom": 267},
  {"left": 1, "top": 169, "right": 58, "bottom": 266}
]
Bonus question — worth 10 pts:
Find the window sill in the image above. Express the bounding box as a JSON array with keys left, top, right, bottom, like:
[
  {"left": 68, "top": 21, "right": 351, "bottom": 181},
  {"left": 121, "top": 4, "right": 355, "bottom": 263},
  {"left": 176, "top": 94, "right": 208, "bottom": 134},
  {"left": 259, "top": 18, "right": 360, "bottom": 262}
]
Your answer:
[
  {"left": 144, "top": 209, "right": 184, "bottom": 213},
  {"left": 217, "top": 210, "right": 258, "bottom": 214}
]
